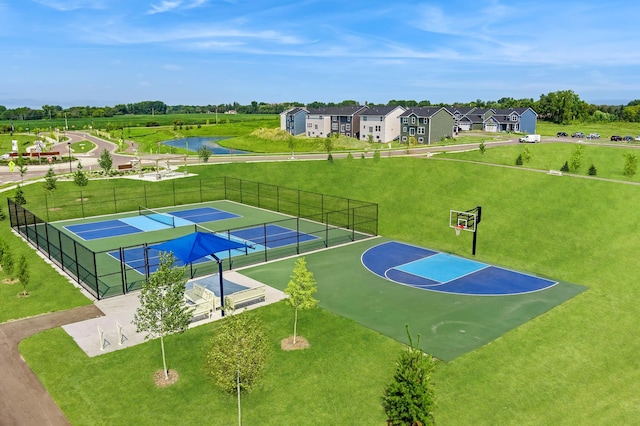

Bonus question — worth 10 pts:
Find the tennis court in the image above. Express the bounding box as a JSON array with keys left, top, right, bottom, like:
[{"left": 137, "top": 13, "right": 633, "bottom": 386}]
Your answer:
[{"left": 64, "top": 206, "right": 240, "bottom": 241}]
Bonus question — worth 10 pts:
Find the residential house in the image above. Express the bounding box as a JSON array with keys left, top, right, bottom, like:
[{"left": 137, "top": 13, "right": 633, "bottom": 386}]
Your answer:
[
  {"left": 483, "top": 108, "right": 538, "bottom": 133},
  {"left": 359, "top": 105, "right": 406, "bottom": 143},
  {"left": 399, "top": 107, "right": 455, "bottom": 145},
  {"left": 280, "top": 107, "right": 308, "bottom": 136},
  {"left": 305, "top": 105, "right": 368, "bottom": 138},
  {"left": 464, "top": 108, "right": 494, "bottom": 131},
  {"left": 445, "top": 106, "right": 476, "bottom": 132}
]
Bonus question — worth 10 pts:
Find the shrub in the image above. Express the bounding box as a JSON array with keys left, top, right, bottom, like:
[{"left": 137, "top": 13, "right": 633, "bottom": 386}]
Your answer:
[
  {"left": 515, "top": 154, "right": 523, "bottom": 166},
  {"left": 588, "top": 164, "right": 597, "bottom": 176},
  {"left": 561, "top": 161, "right": 570, "bottom": 172}
]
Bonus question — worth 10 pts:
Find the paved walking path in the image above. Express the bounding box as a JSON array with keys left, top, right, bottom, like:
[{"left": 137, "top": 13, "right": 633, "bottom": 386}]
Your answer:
[{"left": 0, "top": 305, "right": 103, "bottom": 426}]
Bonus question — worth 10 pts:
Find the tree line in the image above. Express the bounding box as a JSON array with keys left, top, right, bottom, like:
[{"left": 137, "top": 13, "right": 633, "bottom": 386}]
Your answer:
[{"left": 2, "top": 90, "right": 640, "bottom": 124}]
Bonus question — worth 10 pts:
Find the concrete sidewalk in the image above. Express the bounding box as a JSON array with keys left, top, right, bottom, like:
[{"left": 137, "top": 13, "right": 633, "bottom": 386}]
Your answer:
[{"left": 62, "top": 271, "right": 286, "bottom": 357}]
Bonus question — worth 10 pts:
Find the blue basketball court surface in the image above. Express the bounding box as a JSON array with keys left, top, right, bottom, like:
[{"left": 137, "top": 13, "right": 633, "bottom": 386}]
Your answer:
[{"left": 362, "top": 241, "right": 557, "bottom": 296}]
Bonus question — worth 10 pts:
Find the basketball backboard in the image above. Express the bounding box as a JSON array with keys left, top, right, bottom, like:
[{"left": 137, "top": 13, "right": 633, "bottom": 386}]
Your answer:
[{"left": 449, "top": 207, "right": 481, "bottom": 233}]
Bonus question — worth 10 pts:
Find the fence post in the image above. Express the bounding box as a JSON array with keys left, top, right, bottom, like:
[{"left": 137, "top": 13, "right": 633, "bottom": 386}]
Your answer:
[{"left": 93, "top": 251, "right": 99, "bottom": 300}]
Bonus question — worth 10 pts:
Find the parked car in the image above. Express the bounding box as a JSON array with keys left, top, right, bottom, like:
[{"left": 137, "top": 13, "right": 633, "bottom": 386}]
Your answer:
[
  {"left": 611, "top": 135, "right": 623, "bottom": 141},
  {"left": 571, "top": 132, "right": 584, "bottom": 138},
  {"left": 635, "top": 135, "right": 640, "bottom": 141},
  {"left": 624, "top": 136, "right": 634, "bottom": 142},
  {"left": 556, "top": 132, "right": 568, "bottom": 137},
  {"left": 519, "top": 134, "right": 541, "bottom": 143},
  {"left": 0, "top": 153, "right": 10, "bottom": 160},
  {"left": 586, "top": 133, "right": 600, "bottom": 139}
]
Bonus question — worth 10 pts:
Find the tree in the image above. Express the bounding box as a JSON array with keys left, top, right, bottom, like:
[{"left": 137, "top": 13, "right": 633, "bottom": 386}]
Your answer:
[
  {"left": 14, "top": 185, "right": 26, "bottom": 205},
  {"left": 324, "top": 138, "right": 334, "bottom": 161},
  {"left": 206, "top": 310, "right": 269, "bottom": 424},
  {"left": 284, "top": 257, "right": 318, "bottom": 345},
  {"left": 570, "top": 145, "right": 583, "bottom": 172},
  {"left": 521, "top": 146, "right": 532, "bottom": 163},
  {"left": 73, "top": 162, "right": 89, "bottom": 186},
  {"left": 16, "top": 155, "right": 27, "bottom": 183},
  {"left": 43, "top": 166, "right": 58, "bottom": 209},
  {"left": 624, "top": 153, "right": 637, "bottom": 177},
  {"left": 478, "top": 142, "right": 486, "bottom": 154},
  {"left": 98, "top": 148, "right": 113, "bottom": 175},
  {"left": 198, "top": 145, "right": 211, "bottom": 163},
  {"left": 132, "top": 252, "right": 192, "bottom": 381},
  {"left": 383, "top": 325, "right": 436, "bottom": 426},
  {"left": 515, "top": 154, "right": 523, "bottom": 165},
  {"left": 288, "top": 137, "right": 296, "bottom": 159},
  {"left": 17, "top": 255, "right": 29, "bottom": 296},
  {"left": 588, "top": 164, "right": 597, "bottom": 176},
  {"left": 2, "top": 248, "right": 14, "bottom": 280},
  {"left": 560, "top": 161, "right": 570, "bottom": 172}
]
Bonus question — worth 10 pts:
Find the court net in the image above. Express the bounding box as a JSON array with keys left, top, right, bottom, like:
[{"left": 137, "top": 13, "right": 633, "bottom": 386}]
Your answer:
[{"left": 138, "top": 206, "right": 175, "bottom": 228}]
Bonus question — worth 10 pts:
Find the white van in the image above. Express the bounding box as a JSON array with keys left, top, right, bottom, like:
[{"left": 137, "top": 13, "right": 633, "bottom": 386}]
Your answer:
[{"left": 519, "top": 134, "right": 541, "bottom": 143}]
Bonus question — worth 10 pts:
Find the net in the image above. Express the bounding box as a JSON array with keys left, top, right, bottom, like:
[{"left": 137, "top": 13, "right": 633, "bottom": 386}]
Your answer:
[{"left": 138, "top": 206, "right": 175, "bottom": 228}]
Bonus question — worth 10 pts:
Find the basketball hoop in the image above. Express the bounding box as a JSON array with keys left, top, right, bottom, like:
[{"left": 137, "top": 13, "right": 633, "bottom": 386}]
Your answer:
[{"left": 455, "top": 224, "right": 465, "bottom": 236}]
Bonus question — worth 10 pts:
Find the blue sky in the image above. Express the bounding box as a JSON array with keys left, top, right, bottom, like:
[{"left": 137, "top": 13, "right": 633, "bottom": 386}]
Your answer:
[{"left": 2, "top": 0, "right": 639, "bottom": 108}]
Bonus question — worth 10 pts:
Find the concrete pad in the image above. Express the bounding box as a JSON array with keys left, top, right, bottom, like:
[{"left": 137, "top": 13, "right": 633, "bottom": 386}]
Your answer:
[{"left": 62, "top": 271, "right": 286, "bottom": 357}]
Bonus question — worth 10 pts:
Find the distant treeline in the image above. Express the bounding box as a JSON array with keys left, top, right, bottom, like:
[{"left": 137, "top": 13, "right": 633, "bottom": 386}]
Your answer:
[{"left": 2, "top": 91, "right": 640, "bottom": 124}]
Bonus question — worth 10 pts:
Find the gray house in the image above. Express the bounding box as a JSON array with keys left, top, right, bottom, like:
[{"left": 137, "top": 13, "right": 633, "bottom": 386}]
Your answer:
[
  {"left": 483, "top": 108, "right": 538, "bottom": 133},
  {"left": 399, "top": 107, "right": 455, "bottom": 145},
  {"left": 280, "top": 107, "right": 308, "bottom": 136},
  {"left": 306, "top": 105, "right": 368, "bottom": 138}
]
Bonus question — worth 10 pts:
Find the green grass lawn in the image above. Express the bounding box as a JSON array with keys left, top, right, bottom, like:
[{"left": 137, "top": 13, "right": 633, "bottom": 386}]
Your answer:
[
  {"left": 11, "top": 143, "right": 640, "bottom": 423},
  {"left": 21, "top": 303, "right": 403, "bottom": 425}
]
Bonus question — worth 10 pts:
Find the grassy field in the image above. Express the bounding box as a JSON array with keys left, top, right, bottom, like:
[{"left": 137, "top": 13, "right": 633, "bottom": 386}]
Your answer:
[
  {"left": 439, "top": 141, "right": 640, "bottom": 182},
  {"left": 9, "top": 138, "right": 640, "bottom": 423}
]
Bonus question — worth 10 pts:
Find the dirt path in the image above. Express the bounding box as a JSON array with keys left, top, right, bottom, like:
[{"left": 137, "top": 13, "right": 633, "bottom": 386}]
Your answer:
[{"left": 0, "top": 305, "right": 103, "bottom": 426}]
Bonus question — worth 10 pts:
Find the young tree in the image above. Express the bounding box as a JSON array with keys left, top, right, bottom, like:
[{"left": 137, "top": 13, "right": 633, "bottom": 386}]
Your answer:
[
  {"left": 207, "top": 310, "right": 269, "bottom": 424},
  {"left": 324, "top": 138, "right": 334, "bottom": 161},
  {"left": 2, "top": 248, "right": 14, "bottom": 280},
  {"left": 132, "top": 252, "right": 192, "bottom": 381},
  {"left": 383, "top": 325, "right": 436, "bottom": 426},
  {"left": 16, "top": 155, "right": 27, "bottom": 183},
  {"left": 284, "top": 257, "right": 318, "bottom": 345},
  {"left": 560, "top": 161, "right": 570, "bottom": 172},
  {"left": 43, "top": 166, "right": 57, "bottom": 207},
  {"left": 588, "top": 164, "right": 597, "bottom": 176},
  {"left": 570, "top": 145, "right": 583, "bottom": 172},
  {"left": 521, "top": 146, "right": 532, "bottom": 163},
  {"left": 198, "top": 145, "right": 211, "bottom": 163},
  {"left": 17, "top": 255, "right": 29, "bottom": 296},
  {"left": 478, "top": 141, "right": 486, "bottom": 154},
  {"left": 14, "top": 185, "right": 26, "bottom": 205},
  {"left": 515, "top": 154, "right": 523, "bottom": 165},
  {"left": 624, "top": 153, "right": 637, "bottom": 177},
  {"left": 98, "top": 148, "right": 113, "bottom": 175},
  {"left": 73, "top": 162, "right": 89, "bottom": 186}
]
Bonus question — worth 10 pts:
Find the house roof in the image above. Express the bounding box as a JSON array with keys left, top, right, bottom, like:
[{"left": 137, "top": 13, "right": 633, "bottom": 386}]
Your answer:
[
  {"left": 360, "top": 105, "right": 405, "bottom": 116},
  {"left": 306, "top": 105, "right": 368, "bottom": 116},
  {"left": 399, "top": 107, "right": 450, "bottom": 118}
]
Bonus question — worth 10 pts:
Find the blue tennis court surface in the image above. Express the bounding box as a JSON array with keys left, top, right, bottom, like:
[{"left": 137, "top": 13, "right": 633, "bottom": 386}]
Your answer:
[
  {"left": 64, "top": 206, "right": 241, "bottom": 241},
  {"left": 362, "top": 241, "right": 557, "bottom": 296},
  {"left": 170, "top": 207, "right": 240, "bottom": 223},
  {"left": 230, "top": 224, "right": 318, "bottom": 249}
]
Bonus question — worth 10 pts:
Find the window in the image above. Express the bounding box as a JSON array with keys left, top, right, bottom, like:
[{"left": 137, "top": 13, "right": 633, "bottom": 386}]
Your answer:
[
  {"left": 375, "top": 125, "right": 381, "bottom": 132},
  {"left": 418, "top": 137, "right": 424, "bottom": 143},
  {"left": 380, "top": 116, "right": 384, "bottom": 121},
  {"left": 332, "top": 116, "right": 337, "bottom": 121},
  {"left": 346, "top": 124, "right": 351, "bottom": 131},
  {"left": 411, "top": 116, "right": 416, "bottom": 124},
  {"left": 417, "top": 127, "right": 425, "bottom": 135},
  {"left": 332, "top": 123, "right": 338, "bottom": 130},
  {"left": 403, "top": 127, "right": 407, "bottom": 133},
  {"left": 363, "top": 116, "right": 368, "bottom": 121},
  {"left": 307, "top": 123, "right": 312, "bottom": 128},
  {"left": 341, "top": 124, "right": 346, "bottom": 132},
  {"left": 402, "top": 117, "right": 408, "bottom": 124},
  {"left": 409, "top": 128, "right": 415, "bottom": 136},
  {"left": 401, "top": 136, "right": 407, "bottom": 142},
  {"left": 315, "top": 124, "right": 318, "bottom": 129},
  {"left": 369, "top": 126, "right": 373, "bottom": 133}
]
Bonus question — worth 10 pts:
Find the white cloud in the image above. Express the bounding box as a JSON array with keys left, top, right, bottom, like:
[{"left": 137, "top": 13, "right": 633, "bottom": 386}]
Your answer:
[
  {"left": 146, "top": 0, "right": 208, "bottom": 14},
  {"left": 33, "top": 0, "right": 106, "bottom": 11}
]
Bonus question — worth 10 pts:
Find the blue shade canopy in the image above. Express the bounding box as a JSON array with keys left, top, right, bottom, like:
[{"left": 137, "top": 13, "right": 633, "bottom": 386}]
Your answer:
[{"left": 150, "top": 232, "right": 245, "bottom": 263}]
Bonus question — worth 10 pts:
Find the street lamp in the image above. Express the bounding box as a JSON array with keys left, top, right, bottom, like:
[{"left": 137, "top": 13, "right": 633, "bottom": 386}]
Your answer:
[{"left": 67, "top": 142, "right": 72, "bottom": 173}]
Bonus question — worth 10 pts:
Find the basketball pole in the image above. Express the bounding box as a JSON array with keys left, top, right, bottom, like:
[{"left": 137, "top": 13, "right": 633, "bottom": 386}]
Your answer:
[{"left": 471, "top": 206, "right": 482, "bottom": 256}]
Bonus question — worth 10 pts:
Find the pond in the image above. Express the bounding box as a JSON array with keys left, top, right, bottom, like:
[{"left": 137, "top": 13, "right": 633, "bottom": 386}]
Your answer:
[{"left": 161, "top": 137, "right": 250, "bottom": 154}]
